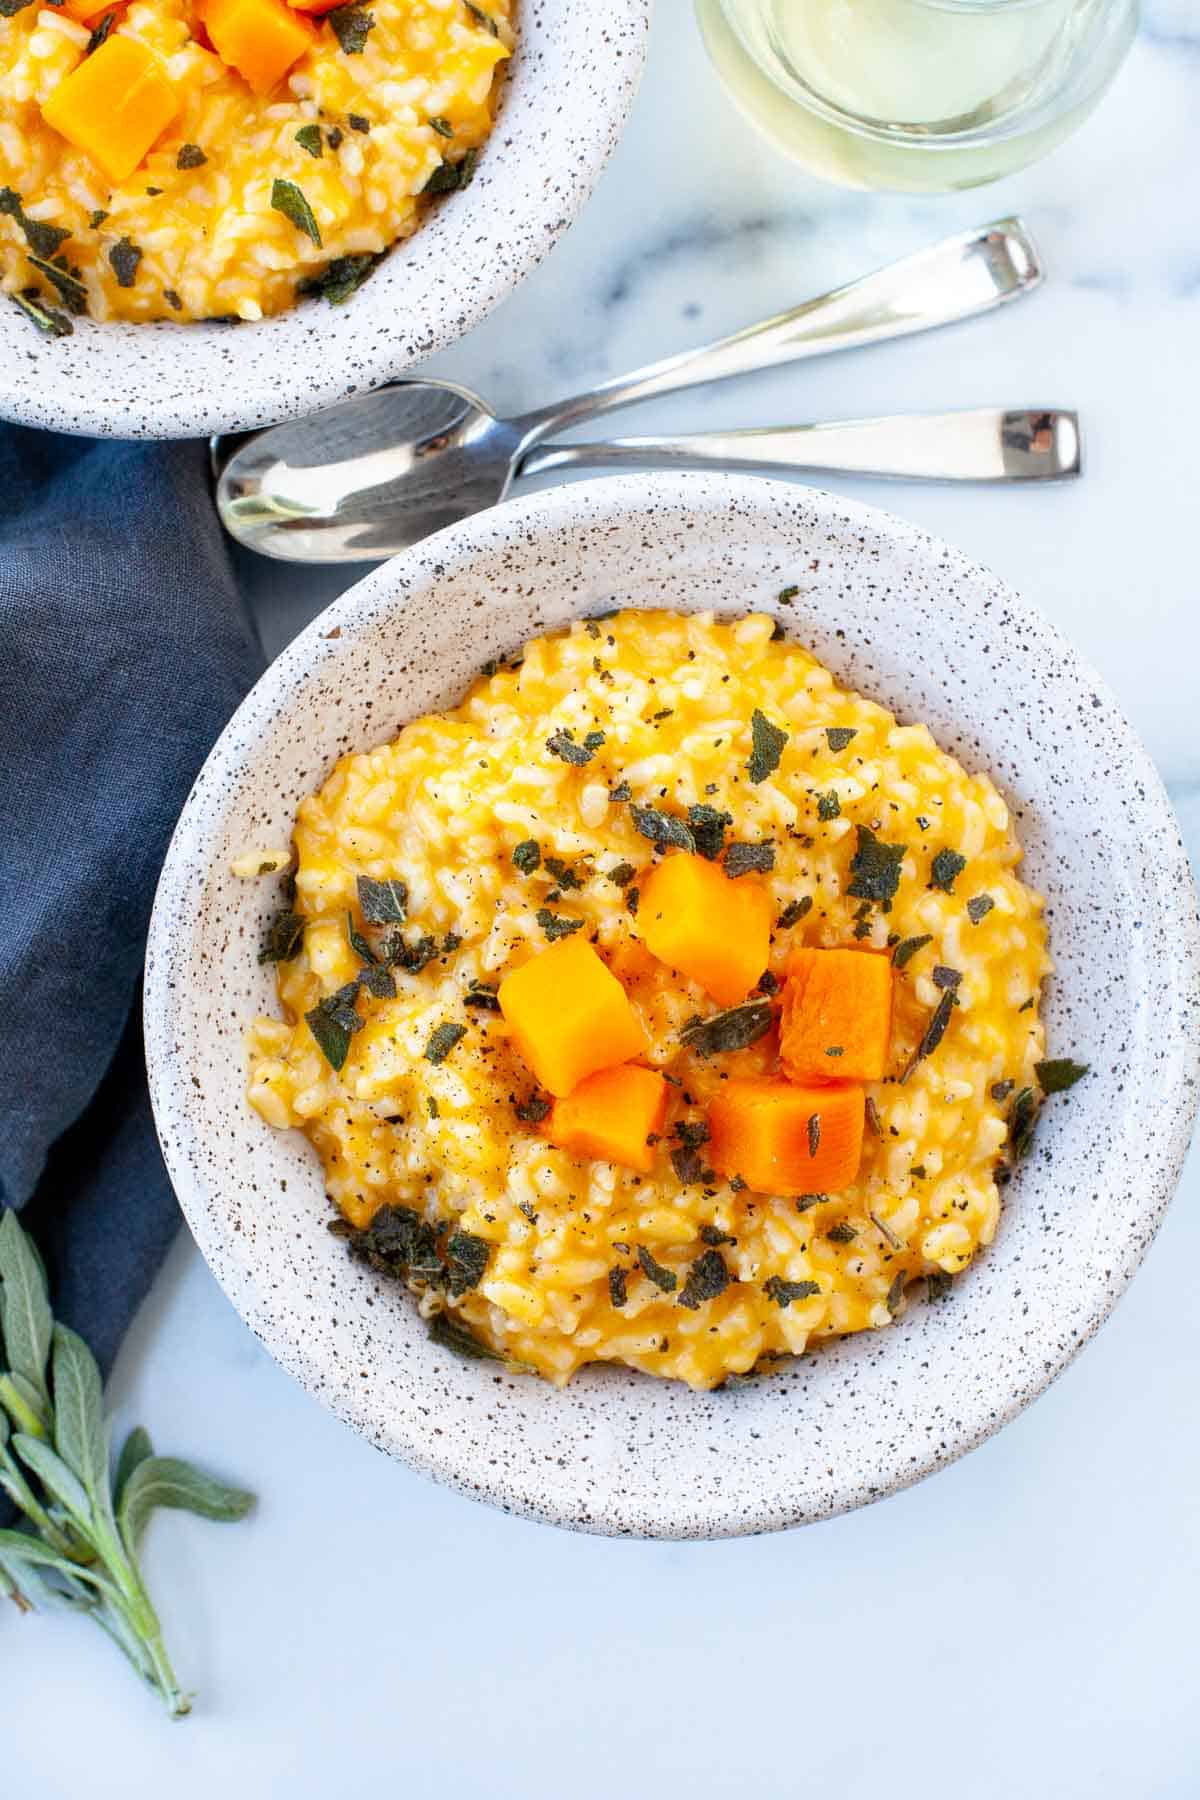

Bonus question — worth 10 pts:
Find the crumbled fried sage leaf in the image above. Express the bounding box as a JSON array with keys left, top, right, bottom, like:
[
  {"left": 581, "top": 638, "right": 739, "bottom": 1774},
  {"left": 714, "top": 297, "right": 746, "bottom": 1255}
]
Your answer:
[
  {"left": 825, "top": 727, "right": 857, "bottom": 752},
  {"left": 28, "top": 256, "right": 87, "bottom": 313},
  {"left": 11, "top": 292, "right": 73, "bottom": 337},
  {"left": 606, "top": 860, "right": 636, "bottom": 888},
  {"left": 1035, "top": 1058, "right": 1090, "bottom": 1094},
  {"left": 815, "top": 791, "right": 839, "bottom": 824},
  {"left": 926, "top": 1271, "right": 954, "bottom": 1302},
  {"left": 609, "top": 780, "right": 632, "bottom": 803},
  {"left": 270, "top": 179, "right": 321, "bottom": 247},
  {"left": 991, "top": 1079, "right": 1015, "bottom": 1103},
  {"left": 357, "top": 874, "right": 407, "bottom": 923},
  {"left": 608, "top": 1267, "right": 628, "bottom": 1308},
  {"left": 108, "top": 238, "right": 142, "bottom": 288},
  {"left": 445, "top": 1231, "right": 490, "bottom": 1296},
  {"left": 0, "top": 187, "right": 69, "bottom": 258},
  {"left": 1008, "top": 1086, "right": 1037, "bottom": 1160},
  {"left": 328, "top": 3, "right": 374, "bottom": 51},
  {"left": 636, "top": 1245, "right": 677, "bottom": 1293},
  {"left": 464, "top": 0, "right": 498, "bottom": 31},
  {"left": 932, "top": 965, "right": 962, "bottom": 990},
  {"left": 348, "top": 112, "right": 371, "bottom": 132},
  {"left": 764, "top": 1276, "right": 820, "bottom": 1307},
  {"left": 687, "top": 803, "right": 732, "bottom": 861},
  {"left": 536, "top": 908, "right": 582, "bottom": 941},
  {"left": 776, "top": 895, "right": 812, "bottom": 930},
  {"left": 423, "top": 149, "right": 478, "bottom": 194},
  {"left": 827, "top": 1222, "right": 858, "bottom": 1245},
  {"left": 428, "top": 1311, "right": 530, "bottom": 1368},
  {"left": 892, "top": 934, "right": 933, "bottom": 970},
  {"left": 258, "top": 908, "right": 305, "bottom": 964},
  {"left": 677, "top": 1251, "right": 729, "bottom": 1311},
  {"left": 700, "top": 1224, "right": 735, "bottom": 1247},
  {"left": 514, "top": 1092, "right": 551, "bottom": 1124},
  {"left": 929, "top": 848, "right": 967, "bottom": 892},
  {"left": 679, "top": 999, "right": 773, "bottom": 1058},
  {"left": 747, "top": 708, "right": 787, "bottom": 784},
  {"left": 631, "top": 804, "right": 695, "bottom": 853},
  {"left": 670, "top": 1144, "right": 713, "bottom": 1185},
  {"left": 847, "top": 825, "right": 906, "bottom": 911},
  {"left": 306, "top": 984, "right": 363, "bottom": 1070},
  {"left": 463, "top": 982, "right": 500, "bottom": 1012},
  {"left": 806, "top": 1112, "right": 821, "bottom": 1158},
  {"left": 777, "top": 584, "right": 799, "bottom": 604},
  {"left": 300, "top": 252, "right": 380, "bottom": 304},
  {"left": 512, "top": 838, "right": 541, "bottom": 874},
  {"left": 295, "top": 125, "right": 323, "bottom": 158},
  {"left": 543, "top": 855, "right": 583, "bottom": 890},
  {"left": 429, "top": 115, "right": 454, "bottom": 137},
  {"left": 966, "top": 894, "right": 995, "bottom": 924},
  {"left": 900, "top": 988, "right": 957, "bottom": 1084},
  {"left": 358, "top": 963, "right": 396, "bottom": 1000},
  {"left": 546, "top": 727, "right": 605, "bottom": 766},
  {"left": 723, "top": 841, "right": 775, "bottom": 879},
  {"left": 425, "top": 1022, "right": 466, "bottom": 1064},
  {"left": 176, "top": 143, "right": 207, "bottom": 170}
]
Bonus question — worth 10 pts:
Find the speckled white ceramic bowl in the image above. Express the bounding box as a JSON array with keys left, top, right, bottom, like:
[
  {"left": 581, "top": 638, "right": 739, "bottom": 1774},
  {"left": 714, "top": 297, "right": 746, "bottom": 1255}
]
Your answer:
[
  {"left": 145, "top": 473, "right": 1200, "bottom": 1538},
  {"left": 0, "top": 0, "right": 648, "bottom": 440}
]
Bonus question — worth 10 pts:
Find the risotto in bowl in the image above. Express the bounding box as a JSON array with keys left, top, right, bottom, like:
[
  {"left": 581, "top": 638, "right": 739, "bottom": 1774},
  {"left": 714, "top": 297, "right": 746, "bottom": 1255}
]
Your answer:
[
  {"left": 144, "top": 473, "right": 1200, "bottom": 1535},
  {"left": 0, "top": 0, "right": 649, "bottom": 435}
]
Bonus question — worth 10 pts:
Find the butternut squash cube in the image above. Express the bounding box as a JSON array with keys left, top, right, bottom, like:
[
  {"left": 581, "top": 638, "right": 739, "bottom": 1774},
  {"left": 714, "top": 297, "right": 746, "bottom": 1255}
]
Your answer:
[
  {"left": 41, "top": 36, "right": 180, "bottom": 186},
  {"left": 707, "top": 1077, "right": 864, "bottom": 1197},
  {"left": 780, "top": 946, "right": 893, "bottom": 1083},
  {"left": 62, "top": 0, "right": 123, "bottom": 24},
  {"left": 204, "top": 0, "right": 315, "bottom": 96},
  {"left": 638, "top": 851, "right": 772, "bottom": 1008},
  {"left": 547, "top": 1064, "right": 668, "bottom": 1174},
  {"left": 498, "top": 934, "right": 647, "bottom": 1098}
]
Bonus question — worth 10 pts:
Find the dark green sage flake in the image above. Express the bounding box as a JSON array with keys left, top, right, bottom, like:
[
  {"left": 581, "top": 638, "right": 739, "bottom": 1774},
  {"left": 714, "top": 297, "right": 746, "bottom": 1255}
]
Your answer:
[
  {"left": 463, "top": 982, "right": 500, "bottom": 1011},
  {"left": 609, "top": 780, "right": 632, "bottom": 803},
  {"left": 300, "top": 251, "right": 379, "bottom": 304},
  {"left": 89, "top": 208, "right": 108, "bottom": 228},
  {"left": 825, "top": 727, "right": 857, "bottom": 752},
  {"left": 700, "top": 1224, "right": 735, "bottom": 1247},
  {"left": 991, "top": 1079, "right": 1015, "bottom": 1103},
  {"left": 108, "top": 237, "right": 142, "bottom": 288},
  {"left": 429, "top": 114, "right": 454, "bottom": 137},
  {"left": 932, "top": 965, "right": 962, "bottom": 990},
  {"left": 425, "top": 1022, "right": 467, "bottom": 1064},
  {"left": 426, "top": 1095, "right": 439, "bottom": 1118},
  {"left": 886, "top": 1272, "right": 906, "bottom": 1315},
  {"left": 546, "top": 726, "right": 605, "bottom": 765},
  {"left": 824, "top": 1045, "right": 844, "bottom": 1058},
  {"left": 794, "top": 1193, "right": 825, "bottom": 1213},
  {"left": 543, "top": 855, "right": 583, "bottom": 891},
  {"left": 636, "top": 1245, "right": 677, "bottom": 1293},
  {"left": 428, "top": 1310, "right": 527, "bottom": 1366},
  {"left": 929, "top": 848, "right": 967, "bottom": 892},
  {"left": 777, "top": 584, "right": 799, "bottom": 604},
  {"left": 28, "top": 255, "right": 87, "bottom": 313},
  {"left": 776, "top": 895, "right": 812, "bottom": 930},
  {"left": 631, "top": 804, "right": 695, "bottom": 854},
  {"left": 1035, "top": 1058, "right": 1090, "bottom": 1094},
  {"left": 670, "top": 1144, "right": 714, "bottom": 1185},
  {"left": 442, "top": 931, "right": 463, "bottom": 954},
  {"left": 729, "top": 1174, "right": 748, "bottom": 1193},
  {"left": 163, "top": 288, "right": 182, "bottom": 311},
  {"left": 11, "top": 292, "right": 73, "bottom": 337},
  {"left": 347, "top": 912, "right": 379, "bottom": 965},
  {"left": 816, "top": 790, "right": 841, "bottom": 822},
  {"left": 827, "top": 1222, "right": 858, "bottom": 1245},
  {"left": 806, "top": 1112, "right": 821, "bottom": 1157},
  {"left": 679, "top": 999, "right": 773, "bottom": 1058},
  {"left": 607, "top": 860, "right": 636, "bottom": 888},
  {"left": 756, "top": 970, "right": 779, "bottom": 996},
  {"left": 295, "top": 125, "right": 323, "bottom": 158},
  {"left": 910, "top": 1163, "right": 927, "bottom": 1179},
  {"left": 847, "top": 824, "right": 906, "bottom": 911},
  {"left": 348, "top": 112, "right": 371, "bottom": 131},
  {"left": 864, "top": 1095, "right": 883, "bottom": 1137},
  {"left": 306, "top": 983, "right": 364, "bottom": 1070},
  {"left": 673, "top": 1118, "right": 711, "bottom": 1148},
  {"left": 536, "top": 908, "right": 583, "bottom": 942},
  {"left": 258, "top": 908, "right": 305, "bottom": 964},
  {"left": 608, "top": 1267, "right": 628, "bottom": 1308},
  {"left": 677, "top": 1250, "right": 729, "bottom": 1311},
  {"left": 1019, "top": 996, "right": 1035, "bottom": 1012},
  {"left": 512, "top": 838, "right": 541, "bottom": 874},
  {"left": 900, "top": 989, "right": 957, "bottom": 1084},
  {"left": 625, "top": 887, "right": 640, "bottom": 915},
  {"left": 967, "top": 894, "right": 995, "bottom": 924},
  {"left": 687, "top": 803, "right": 732, "bottom": 861},
  {"left": 0, "top": 187, "right": 70, "bottom": 258},
  {"left": 359, "top": 964, "right": 396, "bottom": 999},
  {"left": 357, "top": 874, "right": 407, "bottom": 923},
  {"left": 326, "top": 125, "right": 344, "bottom": 149},
  {"left": 747, "top": 707, "right": 788, "bottom": 784},
  {"left": 176, "top": 143, "right": 207, "bottom": 170},
  {"left": 423, "top": 148, "right": 478, "bottom": 194},
  {"left": 270, "top": 179, "right": 321, "bottom": 247},
  {"left": 445, "top": 1230, "right": 490, "bottom": 1296},
  {"left": 764, "top": 1276, "right": 820, "bottom": 1307},
  {"left": 386, "top": 930, "right": 437, "bottom": 972},
  {"left": 515, "top": 1092, "right": 551, "bottom": 1124},
  {"left": 85, "top": 11, "right": 113, "bottom": 52},
  {"left": 464, "top": 0, "right": 498, "bottom": 31},
  {"left": 331, "top": 1203, "right": 441, "bottom": 1284},
  {"left": 893, "top": 934, "right": 933, "bottom": 970},
  {"left": 328, "top": 3, "right": 374, "bottom": 51},
  {"left": 927, "top": 1270, "right": 954, "bottom": 1302},
  {"left": 724, "top": 840, "right": 775, "bottom": 879}
]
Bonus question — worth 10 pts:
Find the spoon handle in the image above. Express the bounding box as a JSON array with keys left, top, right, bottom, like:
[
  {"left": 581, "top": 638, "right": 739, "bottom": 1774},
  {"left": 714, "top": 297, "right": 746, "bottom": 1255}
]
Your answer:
[
  {"left": 513, "top": 218, "right": 1042, "bottom": 444},
  {"left": 518, "top": 409, "right": 1081, "bottom": 485}
]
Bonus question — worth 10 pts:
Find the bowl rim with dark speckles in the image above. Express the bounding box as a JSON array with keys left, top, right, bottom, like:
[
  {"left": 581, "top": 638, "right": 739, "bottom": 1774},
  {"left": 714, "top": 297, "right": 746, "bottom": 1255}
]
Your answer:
[
  {"left": 0, "top": 0, "right": 650, "bottom": 441},
  {"left": 144, "top": 472, "right": 1200, "bottom": 1538}
]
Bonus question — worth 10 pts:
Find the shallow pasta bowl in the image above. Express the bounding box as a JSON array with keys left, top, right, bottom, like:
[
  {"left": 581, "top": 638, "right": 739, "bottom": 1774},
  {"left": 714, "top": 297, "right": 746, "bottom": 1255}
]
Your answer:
[
  {"left": 144, "top": 472, "right": 1200, "bottom": 1538},
  {"left": 0, "top": 0, "right": 648, "bottom": 441}
]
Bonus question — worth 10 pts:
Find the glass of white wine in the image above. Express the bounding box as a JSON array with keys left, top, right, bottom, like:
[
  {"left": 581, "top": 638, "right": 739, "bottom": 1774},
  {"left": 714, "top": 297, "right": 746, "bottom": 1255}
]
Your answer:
[{"left": 696, "top": 0, "right": 1139, "bottom": 192}]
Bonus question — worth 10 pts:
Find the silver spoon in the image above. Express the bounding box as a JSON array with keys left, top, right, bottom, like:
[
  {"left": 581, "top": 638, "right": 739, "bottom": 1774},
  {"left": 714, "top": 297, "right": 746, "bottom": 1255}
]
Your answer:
[{"left": 216, "top": 216, "right": 1043, "bottom": 564}]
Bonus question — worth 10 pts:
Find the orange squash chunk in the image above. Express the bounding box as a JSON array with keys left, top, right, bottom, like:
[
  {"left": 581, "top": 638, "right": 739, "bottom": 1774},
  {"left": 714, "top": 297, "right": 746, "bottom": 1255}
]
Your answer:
[
  {"left": 42, "top": 36, "right": 180, "bottom": 185},
  {"left": 779, "top": 947, "right": 893, "bottom": 1083},
  {"left": 638, "top": 851, "right": 772, "bottom": 1008},
  {"left": 547, "top": 1064, "right": 668, "bottom": 1174},
  {"left": 707, "top": 1077, "right": 864, "bottom": 1197},
  {"left": 498, "top": 934, "right": 647, "bottom": 1098},
  {"left": 62, "top": 0, "right": 123, "bottom": 23},
  {"left": 205, "top": 0, "right": 314, "bottom": 96}
]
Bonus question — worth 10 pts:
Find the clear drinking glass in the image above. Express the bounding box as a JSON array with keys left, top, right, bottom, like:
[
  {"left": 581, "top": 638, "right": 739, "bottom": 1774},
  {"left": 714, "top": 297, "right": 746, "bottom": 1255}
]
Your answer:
[{"left": 696, "top": 0, "right": 1139, "bottom": 192}]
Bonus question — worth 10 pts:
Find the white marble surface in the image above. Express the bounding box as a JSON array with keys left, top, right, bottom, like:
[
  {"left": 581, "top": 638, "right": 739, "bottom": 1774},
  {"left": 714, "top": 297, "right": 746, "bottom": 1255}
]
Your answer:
[{"left": 9, "top": 7, "right": 1200, "bottom": 1795}]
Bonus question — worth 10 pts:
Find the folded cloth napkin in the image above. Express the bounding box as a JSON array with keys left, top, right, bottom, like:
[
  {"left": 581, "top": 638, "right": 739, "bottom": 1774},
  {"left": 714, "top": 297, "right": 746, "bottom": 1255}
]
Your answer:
[{"left": 0, "top": 425, "right": 262, "bottom": 1380}]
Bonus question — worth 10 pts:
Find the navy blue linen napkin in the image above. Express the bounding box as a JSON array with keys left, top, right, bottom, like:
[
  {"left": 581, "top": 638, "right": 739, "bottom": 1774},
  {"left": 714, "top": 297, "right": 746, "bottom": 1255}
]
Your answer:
[{"left": 0, "top": 425, "right": 262, "bottom": 1378}]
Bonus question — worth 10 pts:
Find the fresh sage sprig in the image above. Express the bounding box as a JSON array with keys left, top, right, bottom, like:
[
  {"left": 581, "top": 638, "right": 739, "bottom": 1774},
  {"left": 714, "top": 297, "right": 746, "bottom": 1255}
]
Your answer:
[{"left": 0, "top": 1209, "right": 254, "bottom": 1716}]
